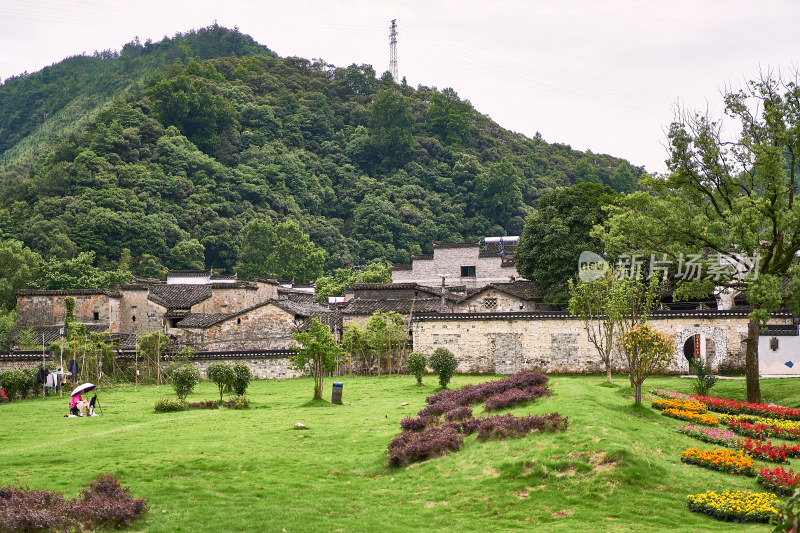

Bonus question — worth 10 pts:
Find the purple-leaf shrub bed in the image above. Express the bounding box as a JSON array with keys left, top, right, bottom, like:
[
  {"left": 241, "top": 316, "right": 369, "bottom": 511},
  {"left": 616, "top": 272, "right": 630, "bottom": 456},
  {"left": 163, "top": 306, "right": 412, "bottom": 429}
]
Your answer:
[
  {"left": 444, "top": 406, "right": 473, "bottom": 421},
  {"left": 388, "top": 426, "right": 464, "bottom": 466},
  {"left": 187, "top": 400, "right": 219, "bottom": 409},
  {"left": 484, "top": 386, "right": 550, "bottom": 411},
  {"left": 390, "top": 371, "right": 567, "bottom": 466},
  {"left": 0, "top": 475, "right": 148, "bottom": 532},
  {"left": 423, "top": 371, "right": 549, "bottom": 414},
  {"left": 450, "top": 413, "right": 569, "bottom": 440},
  {"left": 400, "top": 415, "right": 440, "bottom": 432}
]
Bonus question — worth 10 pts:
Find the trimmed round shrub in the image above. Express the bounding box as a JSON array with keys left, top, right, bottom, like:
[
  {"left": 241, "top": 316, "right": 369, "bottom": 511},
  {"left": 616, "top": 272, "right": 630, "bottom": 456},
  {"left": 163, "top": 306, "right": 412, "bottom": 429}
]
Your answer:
[
  {"left": 154, "top": 397, "right": 186, "bottom": 412},
  {"left": 406, "top": 352, "right": 428, "bottom": 385},
  {"left": 0, "top": 368, "right": 30, "bottom": 402},
  {"left": 231, "top": 363, "right": 252, "bottom": 397},
  {"left": 170, "top": 364, "right": 201, "bottom": 401},
  {"left": 428, "top": 348, "right": 458, "bottom": 388}
]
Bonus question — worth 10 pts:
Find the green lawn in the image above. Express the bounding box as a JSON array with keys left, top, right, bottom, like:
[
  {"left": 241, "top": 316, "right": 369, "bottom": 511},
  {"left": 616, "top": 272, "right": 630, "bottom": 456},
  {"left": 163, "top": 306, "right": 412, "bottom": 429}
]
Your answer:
[{"left": 1, "top": 374, "right": 795, "bottom": 532}]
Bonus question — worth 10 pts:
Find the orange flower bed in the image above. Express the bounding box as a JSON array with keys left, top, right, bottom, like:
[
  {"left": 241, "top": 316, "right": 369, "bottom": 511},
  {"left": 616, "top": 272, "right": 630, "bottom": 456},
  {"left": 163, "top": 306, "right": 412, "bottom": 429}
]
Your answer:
[
  {"left": 651, "top": 398, "right": 707, "bottom": 412},
  {"left": 681, "top": 447, "right": 756, "bottom": 476},
  {"left": 661, "top": 408, "right": 719, "bottom": 426}
]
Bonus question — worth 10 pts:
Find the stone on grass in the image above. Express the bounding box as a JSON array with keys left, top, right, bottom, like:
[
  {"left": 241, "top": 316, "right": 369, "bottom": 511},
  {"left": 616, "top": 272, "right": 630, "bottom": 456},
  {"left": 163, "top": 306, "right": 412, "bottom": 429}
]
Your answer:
[{"left": 294, "top": 422, "right": 308, "bottom": 430}]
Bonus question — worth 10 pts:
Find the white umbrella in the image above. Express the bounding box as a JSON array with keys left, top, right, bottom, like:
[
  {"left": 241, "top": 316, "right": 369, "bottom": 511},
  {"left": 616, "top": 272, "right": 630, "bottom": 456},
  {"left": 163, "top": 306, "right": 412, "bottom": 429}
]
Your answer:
[{"left": 70, "top": 382, "right": 96, "bottom": 397}]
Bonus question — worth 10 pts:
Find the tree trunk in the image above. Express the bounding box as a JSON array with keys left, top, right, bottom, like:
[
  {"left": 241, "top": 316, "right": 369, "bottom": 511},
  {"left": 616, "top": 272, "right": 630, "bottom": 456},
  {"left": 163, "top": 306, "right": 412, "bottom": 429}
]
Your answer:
[
  {"left": 745, "top": 318, "right": 762, "bottom": 404},
  {"left": 634, "top": 383, "right": 642, "bottom": 404},
  {"left": 606, "top": 366, "right": 612, "bottom": 383},
  {"left": 313, "top": 357, "right": 323, "bottom": 400}
]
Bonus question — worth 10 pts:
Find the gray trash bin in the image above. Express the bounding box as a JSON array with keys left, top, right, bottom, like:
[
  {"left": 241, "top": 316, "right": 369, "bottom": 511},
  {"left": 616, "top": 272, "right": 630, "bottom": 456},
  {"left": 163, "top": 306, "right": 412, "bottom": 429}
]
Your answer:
[{"left": 332, "top": 382, "right": 343, "bottom": 404}]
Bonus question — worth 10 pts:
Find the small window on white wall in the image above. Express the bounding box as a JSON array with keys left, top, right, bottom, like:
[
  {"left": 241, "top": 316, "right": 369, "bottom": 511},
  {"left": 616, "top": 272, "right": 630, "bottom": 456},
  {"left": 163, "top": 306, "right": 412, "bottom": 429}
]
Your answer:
[{"left": 771, "top": 337, "right": 779, "bottom": 351}]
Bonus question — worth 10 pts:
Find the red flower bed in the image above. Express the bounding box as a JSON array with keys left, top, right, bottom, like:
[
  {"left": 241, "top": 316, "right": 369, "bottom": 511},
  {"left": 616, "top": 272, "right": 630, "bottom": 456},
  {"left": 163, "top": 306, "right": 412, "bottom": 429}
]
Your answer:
[
  {"left": 694, "top": 395, "right": 800, "bottom": 421},
  {"left": 738, "top": 437, "right": 800, "bottom": 463},
  {"left": 758, "top": 466, "right": 800, "bottom": 495},
  {"left": 728, "top": 420, "right": 800, "bottom": 441}
]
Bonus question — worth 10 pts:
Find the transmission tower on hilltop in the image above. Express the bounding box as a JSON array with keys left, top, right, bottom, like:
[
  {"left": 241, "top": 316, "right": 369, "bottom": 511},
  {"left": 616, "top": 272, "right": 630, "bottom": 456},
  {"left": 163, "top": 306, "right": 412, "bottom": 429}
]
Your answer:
[{"left": 389, "top": 19, "right": 398, "bottom": 81}]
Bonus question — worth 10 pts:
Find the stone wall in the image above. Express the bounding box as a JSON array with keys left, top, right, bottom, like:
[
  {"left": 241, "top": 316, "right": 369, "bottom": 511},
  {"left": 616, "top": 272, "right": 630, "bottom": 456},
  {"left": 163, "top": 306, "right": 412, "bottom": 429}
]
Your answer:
[
  {"left": 118, "top": 287, "right": 162, "bottom": 335},
  {"left": 17, "top": 291, "right": 118, "bottom": 328},
  {"left": 174, "top": 303, "right": 298, "bottom": 352},
  {"left": 189, "top": 353, "right": 304, "bottom": 380},
  {"left": 392, "top": 244, "right": 518, "bottom": 288},
  {"left": 0, "top": 352, "right": 54, "bottom": 372},
  {"left": 194, "top": 286, "right": 260, "bottom": 314},
  {"left": 412, "top": 311, "right": 794, "bottom": 375}
]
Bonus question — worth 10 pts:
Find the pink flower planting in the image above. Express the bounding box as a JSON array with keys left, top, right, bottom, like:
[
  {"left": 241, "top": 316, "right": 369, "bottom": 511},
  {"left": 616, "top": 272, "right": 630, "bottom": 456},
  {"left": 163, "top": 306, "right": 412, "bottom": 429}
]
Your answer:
[{"left": 678, "top": 424, "right": 738, "bottom": 447}]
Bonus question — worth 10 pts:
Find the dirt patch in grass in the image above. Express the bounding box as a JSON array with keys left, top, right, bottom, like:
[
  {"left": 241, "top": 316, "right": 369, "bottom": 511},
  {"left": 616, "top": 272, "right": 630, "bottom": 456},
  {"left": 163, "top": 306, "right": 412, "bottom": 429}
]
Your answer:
[
  {"left": 552, "top": 509, "right": 574, "bottom": 518},
  {"left": 556, "top": 464, "right": 576, "bottom": 476},
  {"left": 425, "top": 501, "right": 450, "bottom": 508}
]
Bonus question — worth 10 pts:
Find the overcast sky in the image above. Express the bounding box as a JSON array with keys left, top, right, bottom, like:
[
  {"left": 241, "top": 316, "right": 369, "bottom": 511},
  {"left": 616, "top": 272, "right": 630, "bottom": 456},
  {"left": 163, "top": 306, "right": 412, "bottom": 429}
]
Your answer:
[{"left": 2, "top": 0, "right": 799, "bottom": 174}]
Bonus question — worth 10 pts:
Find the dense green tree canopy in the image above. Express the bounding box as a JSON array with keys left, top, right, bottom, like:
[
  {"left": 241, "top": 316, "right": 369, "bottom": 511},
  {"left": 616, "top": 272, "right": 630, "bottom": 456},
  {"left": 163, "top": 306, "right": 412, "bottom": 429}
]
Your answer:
[
  {"left": 0, "top": 25, "right": 642, "bottom": 287},
  {"left": 236, "top": 218, "right": 325, "bottom": 283},
  {"left": 516, "top": 183, "right": 618, "bottom": 308},
  {"left": 0, "top": 240, "right": 41, "bottom": 311}
]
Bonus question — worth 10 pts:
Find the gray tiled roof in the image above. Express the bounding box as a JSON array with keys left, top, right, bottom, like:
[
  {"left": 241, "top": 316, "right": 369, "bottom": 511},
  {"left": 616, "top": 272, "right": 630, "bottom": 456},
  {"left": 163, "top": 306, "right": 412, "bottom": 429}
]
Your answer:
[
  {"left": 459, "top": 281, "right": 541, "bottom": 302},
  {"left": 433, "top": 242, "right": 480, "bottom": 249},
  {"left": 9, "top": 324, "right": 111, "bottom": 345},
  {"left": 16, "top": 289, "right": 120, "bottom": 297},
  {"left": 341, "top": 298, "right": 442, "bottom": 315},
  {"left": 147, "top": 285, "right": 212, "bottom": 309},
  {"left": 176, "top": 299, "right": 337, "bottom": 329}
]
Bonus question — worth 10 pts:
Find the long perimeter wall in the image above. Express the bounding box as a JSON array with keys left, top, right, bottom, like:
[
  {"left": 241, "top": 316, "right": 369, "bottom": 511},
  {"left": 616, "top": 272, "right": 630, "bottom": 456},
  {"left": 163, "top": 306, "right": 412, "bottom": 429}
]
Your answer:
[{"left": 412, "top": 311, "right": 795, "bottom": 375}]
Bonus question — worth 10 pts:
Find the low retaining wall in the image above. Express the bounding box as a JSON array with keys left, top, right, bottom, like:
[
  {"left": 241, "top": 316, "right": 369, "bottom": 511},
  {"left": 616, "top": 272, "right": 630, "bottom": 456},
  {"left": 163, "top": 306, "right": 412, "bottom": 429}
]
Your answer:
[
  {"left": 0, "top": 350, "right": 305, "bottom": 380},
  {"left": 187, "top": 350, "right": 304, "bottom": 380}
]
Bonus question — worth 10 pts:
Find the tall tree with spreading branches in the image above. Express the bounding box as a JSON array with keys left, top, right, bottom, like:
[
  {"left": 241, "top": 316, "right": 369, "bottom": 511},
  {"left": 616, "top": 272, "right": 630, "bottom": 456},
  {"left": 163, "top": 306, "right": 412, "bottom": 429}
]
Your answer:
[{"left": 601, "top": 72, "right": 800, "bottom": 402}]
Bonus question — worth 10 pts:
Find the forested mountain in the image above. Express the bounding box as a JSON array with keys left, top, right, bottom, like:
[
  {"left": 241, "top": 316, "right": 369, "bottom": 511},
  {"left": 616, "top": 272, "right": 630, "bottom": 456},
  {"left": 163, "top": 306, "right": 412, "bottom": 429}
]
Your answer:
[{"left": 0, "top": 24, "right": 643, "bottom": 280}]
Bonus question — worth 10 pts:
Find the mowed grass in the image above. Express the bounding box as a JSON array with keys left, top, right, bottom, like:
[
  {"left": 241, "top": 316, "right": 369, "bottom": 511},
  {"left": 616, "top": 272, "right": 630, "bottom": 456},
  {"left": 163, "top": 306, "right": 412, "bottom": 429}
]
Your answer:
[{"left": 1, "top": 374, "right": 796, "bottom": 532}]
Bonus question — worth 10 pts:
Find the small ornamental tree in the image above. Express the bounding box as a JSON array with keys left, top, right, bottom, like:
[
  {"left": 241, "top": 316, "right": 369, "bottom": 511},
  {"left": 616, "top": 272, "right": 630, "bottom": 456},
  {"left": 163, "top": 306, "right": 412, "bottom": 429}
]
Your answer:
[
  {"left": 407, "top": 352, "right": 428, "bottom": 385},
  {"left": 170, "top": 364, "right": 201, "bottom": 402},
  {"left": 620, "top": 324, "right": 675, "bottom": 404},
  {"left": 206, "top": 362, "right": 235, "bottom": 403},
  {"left": 231, "top": 363, "right": 252, "bottom": 396},
  {"left": 690, "top": 358, "right": 718, "bottom": 397},
  {"left": 290, "top": 318, "right": 344, "bottom": 400},
  {"left": 428, "top": 348, "right": 458, "bottom": 388}
]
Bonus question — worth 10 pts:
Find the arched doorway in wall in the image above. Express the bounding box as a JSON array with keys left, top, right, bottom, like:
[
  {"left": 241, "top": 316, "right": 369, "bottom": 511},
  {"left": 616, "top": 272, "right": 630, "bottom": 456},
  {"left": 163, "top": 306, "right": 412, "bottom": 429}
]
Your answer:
[
  {"left": 683, "top": 335, "right": 697, "bottom": 366},
  {"left": 674, "top": 327, "right": 727, "bottom": 373},
  {"left": 682, "top": 334, "right": 718, "bottom": 370}
]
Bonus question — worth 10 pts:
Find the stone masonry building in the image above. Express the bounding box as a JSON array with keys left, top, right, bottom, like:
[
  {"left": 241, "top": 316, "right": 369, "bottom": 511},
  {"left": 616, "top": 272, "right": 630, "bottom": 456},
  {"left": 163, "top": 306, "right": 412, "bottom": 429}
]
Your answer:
[{"left": 391, "top": 241, "right": 520, "bottom": 289}]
